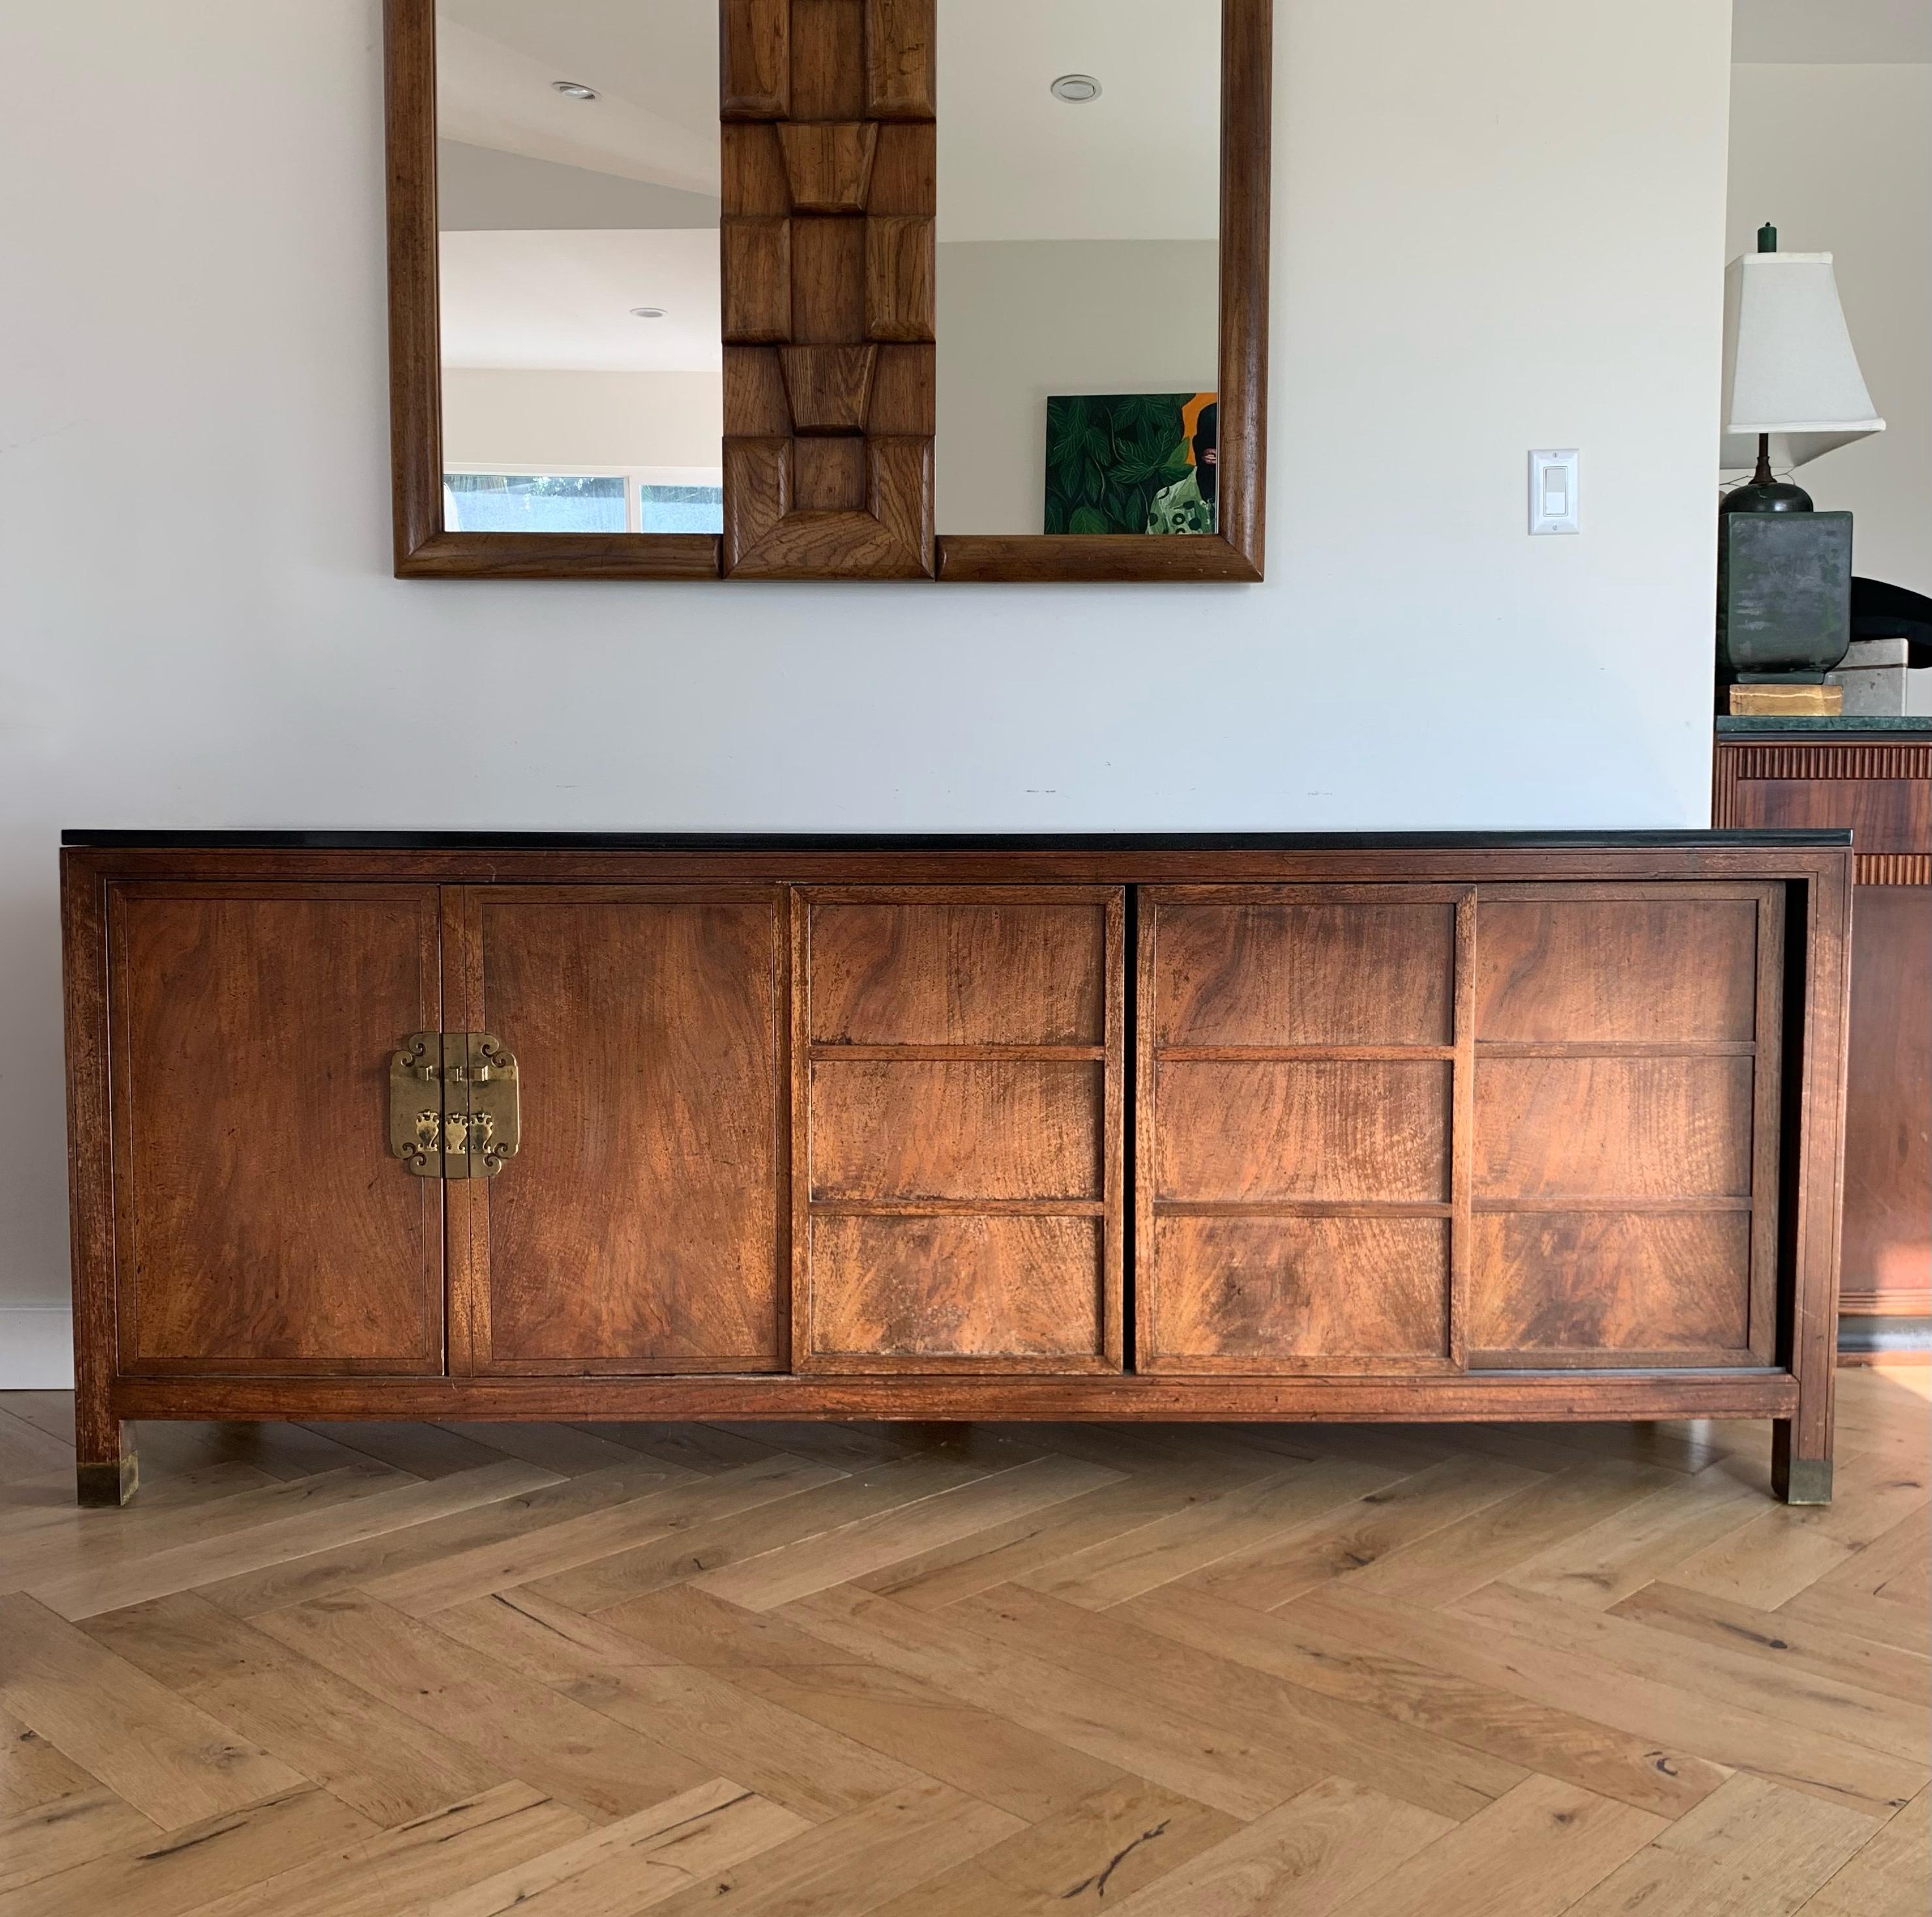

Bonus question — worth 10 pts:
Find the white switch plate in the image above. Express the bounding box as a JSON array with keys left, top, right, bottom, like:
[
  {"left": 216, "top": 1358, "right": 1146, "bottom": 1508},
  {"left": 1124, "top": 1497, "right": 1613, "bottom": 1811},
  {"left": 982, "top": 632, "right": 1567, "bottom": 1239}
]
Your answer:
[{"left": 1529, "top": 449, "right": 1579, "bottom": 534}]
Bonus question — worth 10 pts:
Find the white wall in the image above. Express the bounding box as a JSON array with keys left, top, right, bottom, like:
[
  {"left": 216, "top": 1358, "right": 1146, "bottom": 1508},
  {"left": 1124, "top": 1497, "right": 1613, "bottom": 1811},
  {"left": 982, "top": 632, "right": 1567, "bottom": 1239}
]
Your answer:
[
  {"left": 1726, "top": 62, "right": 1932, "bottom": 594},
  {"left": 0, "top": 0, "right": 1734, "bottom": 1374},
  {"left": 443, "top": 369, "right": 723, "bottom": 469},
  {"left": 936, "top": 241, "right": 1218, "bottom": 533}
]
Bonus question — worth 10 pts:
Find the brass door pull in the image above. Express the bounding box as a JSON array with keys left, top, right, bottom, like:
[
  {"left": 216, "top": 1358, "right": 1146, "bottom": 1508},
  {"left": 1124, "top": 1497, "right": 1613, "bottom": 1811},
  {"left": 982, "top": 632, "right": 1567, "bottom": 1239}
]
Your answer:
[{"left": 389, "top": 1032, "right": 520, "bottom": 1179}]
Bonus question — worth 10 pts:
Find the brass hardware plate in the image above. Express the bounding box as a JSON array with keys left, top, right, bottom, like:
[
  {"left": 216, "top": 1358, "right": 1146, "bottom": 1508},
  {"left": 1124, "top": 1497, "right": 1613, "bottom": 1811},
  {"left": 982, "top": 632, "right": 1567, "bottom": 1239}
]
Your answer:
[
  {"left": 447, "top": 1032, "right": 520, "bottom": 1180},
  {"left": 389, "top": 1031, "right": 520, "bottom": 1179},
  {"left": 389, "top": 1032, "right": 445, "bottom": 1177}
]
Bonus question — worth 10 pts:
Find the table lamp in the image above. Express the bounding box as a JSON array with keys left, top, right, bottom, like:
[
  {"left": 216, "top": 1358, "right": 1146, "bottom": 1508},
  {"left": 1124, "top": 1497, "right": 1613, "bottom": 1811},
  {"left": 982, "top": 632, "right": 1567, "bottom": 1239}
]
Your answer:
[{"left": 1716, "top": 223, "right": 1886, "bottom": 709}]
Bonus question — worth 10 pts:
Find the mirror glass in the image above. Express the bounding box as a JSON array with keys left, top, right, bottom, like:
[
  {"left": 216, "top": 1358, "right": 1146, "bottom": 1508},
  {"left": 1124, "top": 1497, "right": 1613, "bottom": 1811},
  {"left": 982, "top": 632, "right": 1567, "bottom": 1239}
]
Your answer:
[
  {"left": 435, "top": 1, "right": 722, "bottom": 535},
  {"left": 934, "top": 1, "right": 1222, "bottom": 538}
]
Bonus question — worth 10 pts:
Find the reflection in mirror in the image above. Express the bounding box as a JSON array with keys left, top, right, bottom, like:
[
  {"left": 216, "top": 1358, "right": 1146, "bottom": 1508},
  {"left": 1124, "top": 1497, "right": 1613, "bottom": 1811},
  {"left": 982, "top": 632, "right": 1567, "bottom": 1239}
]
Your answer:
[
  {"left": 934, "top": 1, "right": 1222, "bottom": 537},
  {"left": 434, "top": 1, "right": 721, "bottom": 534}
]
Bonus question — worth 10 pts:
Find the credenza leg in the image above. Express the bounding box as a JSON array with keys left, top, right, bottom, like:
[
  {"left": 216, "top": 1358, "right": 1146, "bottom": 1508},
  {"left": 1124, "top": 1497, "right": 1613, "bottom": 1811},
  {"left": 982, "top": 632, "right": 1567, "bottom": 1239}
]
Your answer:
[
  {"left": 76, "top": 1419, "right": 137, "bottom": 1508},
  {"left": 1771, "top": 1419, "right": 1832, "bottom": 1505}
]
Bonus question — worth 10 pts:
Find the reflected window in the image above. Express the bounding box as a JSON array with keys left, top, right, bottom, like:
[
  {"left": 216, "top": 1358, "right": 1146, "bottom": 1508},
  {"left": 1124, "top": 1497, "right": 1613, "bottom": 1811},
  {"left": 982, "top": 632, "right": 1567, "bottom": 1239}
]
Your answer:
[
  {"left": 639, "top": 483, "right": 724, "bottom": 533},
  {"left": 443, "top": 471, "right": 628, "bottom": 532}
]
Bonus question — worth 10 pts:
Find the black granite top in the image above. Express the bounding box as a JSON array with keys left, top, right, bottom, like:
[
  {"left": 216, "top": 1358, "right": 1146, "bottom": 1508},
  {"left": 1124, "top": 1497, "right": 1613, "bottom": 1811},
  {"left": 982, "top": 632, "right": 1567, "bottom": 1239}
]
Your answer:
[
  {"left": 62, "top": 829, "right": 1854, "bottom": 851},
  {"left": 1717, "top": 715, "right": 1932, "bottom": 734}
]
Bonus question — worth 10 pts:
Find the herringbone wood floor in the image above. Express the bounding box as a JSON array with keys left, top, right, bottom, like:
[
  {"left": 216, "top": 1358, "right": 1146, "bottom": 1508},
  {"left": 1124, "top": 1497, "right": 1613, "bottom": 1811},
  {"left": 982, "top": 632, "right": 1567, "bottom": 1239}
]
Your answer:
[{"left": 1, "top": 1374, "right": 1925, "bottom": 1916}]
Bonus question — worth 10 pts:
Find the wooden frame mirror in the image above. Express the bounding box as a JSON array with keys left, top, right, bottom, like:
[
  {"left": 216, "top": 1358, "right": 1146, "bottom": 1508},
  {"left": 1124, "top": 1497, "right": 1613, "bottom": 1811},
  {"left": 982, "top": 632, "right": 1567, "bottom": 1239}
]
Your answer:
[{"left": 385, "top": 0, "right": 1269, "bottom": 582}]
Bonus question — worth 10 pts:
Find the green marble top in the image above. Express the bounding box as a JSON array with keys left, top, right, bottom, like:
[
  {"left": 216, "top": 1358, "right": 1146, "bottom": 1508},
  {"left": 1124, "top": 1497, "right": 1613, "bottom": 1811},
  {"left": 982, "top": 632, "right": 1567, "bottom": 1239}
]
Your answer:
[{"left": 1716, "top": 715, "right": 1932, "bottom": 734}]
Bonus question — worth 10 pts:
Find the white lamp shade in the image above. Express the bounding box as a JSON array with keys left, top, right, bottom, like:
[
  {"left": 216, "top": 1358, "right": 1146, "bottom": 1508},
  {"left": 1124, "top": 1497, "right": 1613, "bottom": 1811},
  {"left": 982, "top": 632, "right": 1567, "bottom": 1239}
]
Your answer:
[{"left": 1720, "top": 251, "right": 1885, "bottom": 471}]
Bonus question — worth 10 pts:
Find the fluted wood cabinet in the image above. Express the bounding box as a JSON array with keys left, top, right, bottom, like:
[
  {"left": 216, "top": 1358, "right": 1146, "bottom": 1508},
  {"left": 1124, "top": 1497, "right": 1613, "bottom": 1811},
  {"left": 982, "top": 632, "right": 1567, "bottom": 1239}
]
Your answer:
[
  {"left": 1715, "top": 725, "right": 1931, "bottom": 1346},
  {"left": 63, "top": 831, "right": 1851, "bottom": 1507}
]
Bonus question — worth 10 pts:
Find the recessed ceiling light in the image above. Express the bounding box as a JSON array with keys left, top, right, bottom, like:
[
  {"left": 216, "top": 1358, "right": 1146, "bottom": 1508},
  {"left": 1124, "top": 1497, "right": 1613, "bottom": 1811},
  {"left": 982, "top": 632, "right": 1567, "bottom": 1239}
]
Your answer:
[
  {"left": 629, "top": 306, "right": 667, "bottom": 319},
  {"left": 1050, "top": 74, "right": 1101, "bottom": 103},
  {"left": 552, "top": 80, "right": 598, "bottom": 100}
]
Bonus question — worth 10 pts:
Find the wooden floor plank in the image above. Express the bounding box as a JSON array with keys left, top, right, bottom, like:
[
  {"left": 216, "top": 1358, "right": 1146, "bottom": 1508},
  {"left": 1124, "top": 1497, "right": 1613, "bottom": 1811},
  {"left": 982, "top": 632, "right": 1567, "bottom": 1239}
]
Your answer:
[
  {"left": 0, "top": 1787, "right": 159, "bottom": 1896},
  {"left": 782, "top": 1583, "right": 1326, "bottom": 1820},
  {"left": 25, "top": 1461, "right": 563, "bottom": 1620},
  {"left": 520, "top": 1451, "right": 1000, "bottom": 1615},
  {"left": 0, "top": 1592, "right": 308, "bottom": 1830},
  {"left": 693, "top": 1455, "right": 1124, "bottom": 1612},
  {"left": 554, "top": 1660, "right": 926, "bottom": 1821},
  {"left": 864, "top": 1776, "right": 1240, "bottom": 1916},
  {"left": 1177, "top": 1453, "right": 1542, "bottom": 1614},
  {"left": 1668, "top": 1447, "right": 1931, "bottom": 1611},
  {"left": 1115, "top": 1582, "right": 1727, "bottom": 1817},
  {"left": 1018, "top": 1453, "right": 1416, "bottom": 1611},
  {"left": 627, "top": 1776, "right": 1024, "bottom": 1917},
  {"left": 1321, "top": 1773, "right": 1665, "bottom": 1917},
  {"left": 173, "top": 1784, "right": 592, "bottom": 1917},
  {"left": 719, "top": 1660, "right": 1130, "bottom": 1823},
  {"left": 190, "top": 1458, "right": 690, "bottom": 1617},
  {"left": 1562, "top": 1771, "right": 1877, "bottom": 1917},
  {"left": 362, "top": 1453, "right": 846, "bottom": 1617},
  {"left": 0, "top": 1784, "right": 375, "bottom": 1917},
  {"left": 1796, "top": 1784, "right": 1931, "bottom": 1917},
  {"left": 1497, "top": 1459, "right": 1784, "bottom": 1611},
  {"left": 405, "top": 1778, "right": 812, "bottom": 1917},
  {"left": 1340, "top": 1459, "right": 1677, "bottom": 1608},
  {"left": 1610, "top": 1580, "right": 1931, "bottom": 1704},
  {"left": 78, "top": 1591, "right": 505, "bottom": 1825},
  {"left": 0, "top": 1705, "right": 99, "bottom": 1819},
  {"left": 250, "top": 1592, "right": 716, "bottom": 1823},
  {"left": 1100, "top": 1777, "right": 1453, "bottom": 1917},
  {"left": 953, "top": 1581, "right": 1525, "bottom": 1823},
  {"left": 1451, "top": 1582, "right": 1930, "bottom": 1765},
  {"left": 1286, "top": 1587, "right": 1924, "bottom": 1820}
]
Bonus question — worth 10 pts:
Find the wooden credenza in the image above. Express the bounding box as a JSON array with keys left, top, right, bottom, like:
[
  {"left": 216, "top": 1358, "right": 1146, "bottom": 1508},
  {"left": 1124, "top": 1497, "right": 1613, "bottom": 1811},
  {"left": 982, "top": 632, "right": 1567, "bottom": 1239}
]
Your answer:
[
  {"left": 62, "top": 831, "right": 1852, "bottom": 1506},
  {"left": 1714, "top": 723, "right": 1931, "bottom": 1348}
]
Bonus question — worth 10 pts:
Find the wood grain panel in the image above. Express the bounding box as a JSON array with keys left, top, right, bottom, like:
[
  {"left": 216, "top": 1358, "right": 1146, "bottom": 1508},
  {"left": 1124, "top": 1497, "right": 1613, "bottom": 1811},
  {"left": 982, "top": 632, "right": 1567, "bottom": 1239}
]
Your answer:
[
  {"left": 864, "top": 0, "right": 935, "bottom": 117},
  {"left": 722, "top": 0, "right": 791, "bottom": 116},
  {"left": 1154, "top": 1061, "right": 1450, "bottom": 1203},
  {"left": 778, "top": 121, "right": 878, "bottom": 211},
  {"left": 810, "top": 1060, "right": 1102, "bottom": 1201},
  {"left": 471, "top": 890, "right": 784, "bottom": 1372},
  {"left": 1148, "top": 1216, "right": 1449, "bottom": 1368},
  {"left": 1470, "top": 1212, "right": 1753, "bottom": 1363},
  {"left": 1152, "top": 900, "right": 1454, "bottom": 1046},
  {"left": 793, "top": 885, "right": 1123, "bottom": 1372},
  {"left": 1475, "top": 1057, "right": 1754, "bottom": 1201},
  {"left": 110, "top": 887, "right": 441, "bottom": 1373},
  {"left": 1476, "top": 899, "right": 1760, "bottom": 1043},
  {"left": 809, "top": 900, "right": 1107, "bottom": 1045},
  {"left": 721, "top": 0, "right": 934, "bottom": 576},
  {"left": 1721, "top": 774, "right": 1930, "bottom": 860},
  {"left": 1841, "top": 885, "right": 1931, "bottom": 1313},
  {"left": 807, "top": 1215, "right": 1104, "bottom": 1364}
]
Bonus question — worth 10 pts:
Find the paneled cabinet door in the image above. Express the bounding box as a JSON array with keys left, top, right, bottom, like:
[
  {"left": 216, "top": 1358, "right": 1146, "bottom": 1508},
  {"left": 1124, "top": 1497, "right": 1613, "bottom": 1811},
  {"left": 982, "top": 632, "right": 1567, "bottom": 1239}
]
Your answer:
[
  {"left": 108, "top": 883, "right": 445, "bottom": 1375},
  {"left": 1140, "top": 882, "right": 1784, "bottom": 1376},
  {"left": 1139, "top": 886, "right": 1467, "bottom": 1373},
  {"left": 793, "top": 887, "right": 1126, "bottom": 1371},
  {"left": 454, "top": 887, "right": 785, "bottom": 1374},
  {"left": 1468, "top": 883, "right": 1782, "bottom": 1369}
]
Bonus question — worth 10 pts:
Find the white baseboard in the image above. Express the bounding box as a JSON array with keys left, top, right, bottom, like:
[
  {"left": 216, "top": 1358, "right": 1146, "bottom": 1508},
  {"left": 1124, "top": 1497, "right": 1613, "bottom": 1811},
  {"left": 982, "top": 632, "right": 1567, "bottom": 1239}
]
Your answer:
[{"left": 0, "top": 1308, "right": 76, "bottom": 1388}]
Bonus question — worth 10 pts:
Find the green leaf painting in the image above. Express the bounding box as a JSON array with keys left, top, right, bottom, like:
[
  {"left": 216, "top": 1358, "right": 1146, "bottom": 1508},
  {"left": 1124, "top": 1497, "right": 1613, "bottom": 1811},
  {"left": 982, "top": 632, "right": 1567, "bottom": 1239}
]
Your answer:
[{"left": 1043, "top": 392, "right": 1216, "bottom": 535}]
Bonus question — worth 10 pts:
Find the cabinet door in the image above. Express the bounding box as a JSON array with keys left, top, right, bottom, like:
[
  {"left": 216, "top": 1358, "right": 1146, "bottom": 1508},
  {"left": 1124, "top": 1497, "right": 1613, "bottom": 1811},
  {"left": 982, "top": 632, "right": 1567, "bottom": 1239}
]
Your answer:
[
  {"left": 456, "top": 887, "right": 784, "bottom": 1373},
  {"left": 1139, "top": 886, "right": 1465, "bottom": 1373},
  {"left": 109, "top": 884, "right": 444, "bottom": 1374},
  {"left": 1470, "top": 884, "right": 1782, "bottom": 1367},
  {"left": 795, "top": 887, "right": 1124, "bottom": 1371}
]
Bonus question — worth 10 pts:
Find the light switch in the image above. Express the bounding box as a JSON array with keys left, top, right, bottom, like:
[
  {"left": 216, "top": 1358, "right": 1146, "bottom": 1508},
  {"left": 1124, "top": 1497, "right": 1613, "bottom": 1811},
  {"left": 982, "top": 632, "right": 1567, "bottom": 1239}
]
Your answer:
[{"left": 1529, "top": 449, "right": 1579, "bottom": 535}]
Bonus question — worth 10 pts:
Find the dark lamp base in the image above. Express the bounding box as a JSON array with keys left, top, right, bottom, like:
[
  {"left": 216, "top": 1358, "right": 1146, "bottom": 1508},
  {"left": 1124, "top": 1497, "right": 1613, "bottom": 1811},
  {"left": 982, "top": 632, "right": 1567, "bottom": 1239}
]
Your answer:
[{"left": 1724, "top": 479, "right": 1814, "bottom": 513}]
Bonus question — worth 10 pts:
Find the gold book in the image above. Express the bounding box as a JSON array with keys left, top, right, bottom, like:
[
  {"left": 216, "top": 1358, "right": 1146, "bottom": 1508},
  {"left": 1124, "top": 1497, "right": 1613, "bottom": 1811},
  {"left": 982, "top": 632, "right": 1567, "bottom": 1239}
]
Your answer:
[{"left": 1728, "top": 683, "right": 1844, "bottom": 716}]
